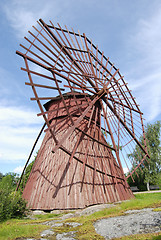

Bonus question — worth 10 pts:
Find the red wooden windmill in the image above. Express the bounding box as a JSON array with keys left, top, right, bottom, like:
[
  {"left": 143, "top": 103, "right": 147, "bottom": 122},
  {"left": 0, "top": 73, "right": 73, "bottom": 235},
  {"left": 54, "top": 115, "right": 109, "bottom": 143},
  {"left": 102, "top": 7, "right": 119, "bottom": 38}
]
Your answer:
[{"left": 16, "top": 19, "right": 149, "bottom": 210}]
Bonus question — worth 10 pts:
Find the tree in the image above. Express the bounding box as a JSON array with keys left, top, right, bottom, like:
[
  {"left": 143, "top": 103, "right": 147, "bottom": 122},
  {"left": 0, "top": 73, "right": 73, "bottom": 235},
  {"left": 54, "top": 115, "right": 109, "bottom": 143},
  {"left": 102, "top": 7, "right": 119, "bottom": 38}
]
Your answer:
[
  {"left": 0, "top": 172, "right": 18, "bottom": 191},
  {"left": 19, "top": 151, "right": 38, "bottom": 190},
  {"left": 20, "top": 160, "right": 35, "bottom": 190},
  {"left": 128, "top": 121, "right": 161, "bottom": 191},
  {"left": 0, "top": 172, "right": 3, "bottom": 181},
  {"left": 0, "top": 173, "right": 27, "bottom": 222}
]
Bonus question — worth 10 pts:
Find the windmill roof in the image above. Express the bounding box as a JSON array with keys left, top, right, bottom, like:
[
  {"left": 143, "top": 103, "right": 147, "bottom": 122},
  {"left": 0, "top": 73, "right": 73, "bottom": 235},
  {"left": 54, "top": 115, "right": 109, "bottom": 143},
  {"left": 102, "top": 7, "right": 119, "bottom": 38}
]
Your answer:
[{"left": 44, "top": 91, "right": 90, "bottom": 110}]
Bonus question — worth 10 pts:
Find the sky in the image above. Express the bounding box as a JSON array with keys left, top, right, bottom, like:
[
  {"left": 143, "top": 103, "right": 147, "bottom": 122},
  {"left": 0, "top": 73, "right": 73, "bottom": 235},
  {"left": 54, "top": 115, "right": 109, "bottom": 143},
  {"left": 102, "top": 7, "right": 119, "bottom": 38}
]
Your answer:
[{"left": 0, "top": 0, "right": 161, "bottom": 175}]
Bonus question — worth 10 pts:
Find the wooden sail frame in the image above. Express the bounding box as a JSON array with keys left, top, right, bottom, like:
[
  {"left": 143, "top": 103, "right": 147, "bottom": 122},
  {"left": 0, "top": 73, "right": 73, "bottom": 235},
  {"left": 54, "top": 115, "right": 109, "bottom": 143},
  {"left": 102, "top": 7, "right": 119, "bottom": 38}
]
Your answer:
[{"left": 16, "top": 19, "right": 149, "bottom": 209}]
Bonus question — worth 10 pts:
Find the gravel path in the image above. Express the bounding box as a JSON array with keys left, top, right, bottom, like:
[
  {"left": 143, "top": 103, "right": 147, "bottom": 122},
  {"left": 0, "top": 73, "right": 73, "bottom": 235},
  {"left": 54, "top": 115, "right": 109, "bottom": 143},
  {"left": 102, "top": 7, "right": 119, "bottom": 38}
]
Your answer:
[{"left": 94, "top": 208, "right": 161, "bottom": 239}]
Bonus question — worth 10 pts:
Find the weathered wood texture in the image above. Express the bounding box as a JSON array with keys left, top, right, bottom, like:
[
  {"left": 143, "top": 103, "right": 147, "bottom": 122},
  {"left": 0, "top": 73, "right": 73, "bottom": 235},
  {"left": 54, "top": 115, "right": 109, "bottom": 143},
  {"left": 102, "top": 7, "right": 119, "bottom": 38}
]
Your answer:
[{"left": 23, "top": 94, "right": 133, "bottom": 210}]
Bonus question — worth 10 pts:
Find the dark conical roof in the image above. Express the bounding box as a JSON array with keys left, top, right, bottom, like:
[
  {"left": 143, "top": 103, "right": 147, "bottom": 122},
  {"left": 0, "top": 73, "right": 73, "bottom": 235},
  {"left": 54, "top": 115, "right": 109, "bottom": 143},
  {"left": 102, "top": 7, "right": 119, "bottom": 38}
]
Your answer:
[{"left": 44, "top": 91, "right": 90, "bottom": 111}]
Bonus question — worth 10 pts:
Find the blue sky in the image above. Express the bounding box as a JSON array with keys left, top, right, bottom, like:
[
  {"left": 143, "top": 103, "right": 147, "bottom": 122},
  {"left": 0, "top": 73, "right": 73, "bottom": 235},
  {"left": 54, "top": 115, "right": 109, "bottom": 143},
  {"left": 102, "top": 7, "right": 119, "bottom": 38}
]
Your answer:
[{"left": 0, "top": 0, "right": 161, "bottom": 174}]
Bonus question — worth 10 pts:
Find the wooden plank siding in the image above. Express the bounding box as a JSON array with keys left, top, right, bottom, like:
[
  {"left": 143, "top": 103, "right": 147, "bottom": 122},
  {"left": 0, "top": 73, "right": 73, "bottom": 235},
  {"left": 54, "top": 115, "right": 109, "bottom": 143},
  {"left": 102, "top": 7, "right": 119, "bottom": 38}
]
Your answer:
[{"left": 23, "top": 94, "right": 133, "bottom": 210}]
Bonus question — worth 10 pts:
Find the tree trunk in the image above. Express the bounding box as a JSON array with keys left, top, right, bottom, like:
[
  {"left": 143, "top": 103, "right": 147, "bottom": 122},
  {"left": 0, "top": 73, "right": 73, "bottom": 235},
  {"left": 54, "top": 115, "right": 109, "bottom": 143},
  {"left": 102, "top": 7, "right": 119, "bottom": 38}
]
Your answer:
[{"left": 147, "top": 181, "right": 150, "bottom": 191}]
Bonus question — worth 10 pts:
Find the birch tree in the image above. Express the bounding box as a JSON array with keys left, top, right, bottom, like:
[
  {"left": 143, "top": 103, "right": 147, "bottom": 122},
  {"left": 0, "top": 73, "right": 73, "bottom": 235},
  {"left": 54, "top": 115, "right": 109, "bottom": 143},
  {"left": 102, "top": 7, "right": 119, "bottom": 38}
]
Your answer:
[{"left": 128, "top": 121, "right": 161, "bottom": 191}]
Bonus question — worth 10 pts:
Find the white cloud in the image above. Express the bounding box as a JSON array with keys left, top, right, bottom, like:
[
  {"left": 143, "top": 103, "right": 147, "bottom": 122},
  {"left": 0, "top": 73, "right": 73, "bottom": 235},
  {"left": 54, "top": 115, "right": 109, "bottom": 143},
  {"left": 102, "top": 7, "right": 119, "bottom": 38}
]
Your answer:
[
  {"left": 0, "top": 105, "right": 42, "bottom": 125},
  {"left": 4, "top": 5, "right": 36, "bottom": 38},
  {"left": 2, "top": 0, "right": 66, "bottom": 39},
  {"left": 13, "top": 165, "right": 24, "bottom": 174},
  {"left": 0, "top": 105, "right": 44, "bottom": 163},
  {"left": 134, "top": 8, "right": 161, "bottom": 63},
  {"left": 123, "top": 167, "right": 129, "bottom": 174},
  {"left": 126, "top": 6, "right": 161, "bottom": 122}
]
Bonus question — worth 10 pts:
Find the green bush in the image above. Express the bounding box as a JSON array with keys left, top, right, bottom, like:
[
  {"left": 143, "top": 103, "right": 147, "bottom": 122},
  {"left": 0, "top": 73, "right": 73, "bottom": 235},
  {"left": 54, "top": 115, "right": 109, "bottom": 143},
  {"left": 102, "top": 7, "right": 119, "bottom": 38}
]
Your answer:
[
  {"left": 0, "top": 173, "right": 28, "bottom": 222},
  {"left": 138, "top": 184, "right": 147, "bottom": 191},
  {"left": 0, "top": 173, "right": 17, "bottom": 191},
  {"left": 0, "top": 188, "right": 27, "bottom": 222}
]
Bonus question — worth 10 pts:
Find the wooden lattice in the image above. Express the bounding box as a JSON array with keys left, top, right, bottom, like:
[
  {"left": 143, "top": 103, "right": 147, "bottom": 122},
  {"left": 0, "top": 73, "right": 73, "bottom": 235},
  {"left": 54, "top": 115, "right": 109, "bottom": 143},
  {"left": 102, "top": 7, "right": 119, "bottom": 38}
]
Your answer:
[{"left": 16, "top": 19, "right": 149, "bottom": 209}]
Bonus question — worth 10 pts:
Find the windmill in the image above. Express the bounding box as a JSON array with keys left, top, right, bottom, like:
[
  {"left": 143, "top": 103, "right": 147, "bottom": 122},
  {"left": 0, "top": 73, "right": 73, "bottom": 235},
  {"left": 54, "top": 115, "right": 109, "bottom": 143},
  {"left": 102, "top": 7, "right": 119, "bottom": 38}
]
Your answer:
[{"left": 16, "top": 19, "right": 149, "bottom": 210}]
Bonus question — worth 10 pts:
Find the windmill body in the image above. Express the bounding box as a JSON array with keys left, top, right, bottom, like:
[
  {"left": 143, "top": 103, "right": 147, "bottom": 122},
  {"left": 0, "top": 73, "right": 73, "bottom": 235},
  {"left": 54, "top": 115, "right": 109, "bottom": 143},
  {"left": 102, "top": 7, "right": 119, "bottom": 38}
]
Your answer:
[
  {"left": 23, "top": 93, "right": 133, "bottom": 210},
  {"left": 16, "top": 19, "right": 149, "bottom": 210}
]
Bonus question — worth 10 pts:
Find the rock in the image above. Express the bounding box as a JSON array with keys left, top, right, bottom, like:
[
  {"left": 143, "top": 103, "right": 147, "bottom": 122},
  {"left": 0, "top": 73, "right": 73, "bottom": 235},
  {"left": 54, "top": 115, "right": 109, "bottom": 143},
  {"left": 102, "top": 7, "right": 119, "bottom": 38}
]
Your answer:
[
  {"left": 75, "top": 203, "right": 115, "bottom": 216},
  {"left": 51, "top": 222, "right": 63, "bottom": 227},
  {"left": 125, "top": 208, "right": 153, "bottom": 214},
  {"left": 26, "top": 239, "right": 36, "bottom": 240},
  {"left": 40, "top": 229, "right": 54, "bottom": 237},
  {"left": 26, "top": 239, "right": 48, "bottom": 240},
  {"left": 56, "top": 231, "right": 76, "bottom": 240},
  {"left": 50, "top": 210, "right": 62, "bottom": 214},
  {"left": 61, "top": 213, "right": 75, "bottom": 220},
  {"left": 65, "top": 222, "right": 82, "bottom": 227},
  {"left": 42, "top": 219, "right": 61, "bottom": 225},
  {"left": 32, "top": 210, "right": 46, "bottom": 215},
  {"left": 94, "top": 208, "right": 161, "bottom": 239}
]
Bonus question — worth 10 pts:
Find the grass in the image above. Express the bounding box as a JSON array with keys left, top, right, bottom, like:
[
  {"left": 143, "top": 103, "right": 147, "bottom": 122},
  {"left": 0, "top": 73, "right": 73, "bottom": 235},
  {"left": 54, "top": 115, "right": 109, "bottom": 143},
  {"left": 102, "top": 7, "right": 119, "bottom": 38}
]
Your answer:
[
  {"left": 34, "top": 212, "right": 63, "bottom": 220},
  {"left": 114, "top": 232, "right": 161, "bottom": 240},
  {"left": 0, "top": 192, "right": 161, "bottom": 240},
  {"left": 153, "top": 208, "right": 161, "bottom": 212},
  {"left": 34, "top": 210, "right": 75, "bottom": 220},
  {"left": 0, "top": 219, "right": 50, "bottom": 240}
]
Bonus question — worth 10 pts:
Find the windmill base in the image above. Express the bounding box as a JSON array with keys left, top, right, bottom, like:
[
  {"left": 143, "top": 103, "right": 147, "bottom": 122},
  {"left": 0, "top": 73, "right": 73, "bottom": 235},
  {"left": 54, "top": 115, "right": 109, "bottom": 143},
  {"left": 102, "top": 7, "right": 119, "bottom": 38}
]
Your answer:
[{"left": 23, "top": 128, "right": 134, "bottom": 210}]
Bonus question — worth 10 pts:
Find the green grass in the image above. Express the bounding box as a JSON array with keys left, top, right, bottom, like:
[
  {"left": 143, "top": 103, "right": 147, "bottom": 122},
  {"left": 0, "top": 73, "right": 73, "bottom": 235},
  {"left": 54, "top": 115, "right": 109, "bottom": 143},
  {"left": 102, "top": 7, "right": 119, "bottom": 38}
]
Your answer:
[
  {"left": 34, "top": 212, "right": 63, "bottom": 220},
  {"left": 153, "top": 208, "right": 161, "bottom": 212},
  {"left": 34, "top": 210, "right": 75, "bottom": 220},
  {"left": 114, "top": 232, "right": 161, "bottom": 240},
  {"left": 0, "top": 219, "right": 50, "bottom": 240},
  {"left": 0, "top": 192, "right": 161, "bottom": 240}
]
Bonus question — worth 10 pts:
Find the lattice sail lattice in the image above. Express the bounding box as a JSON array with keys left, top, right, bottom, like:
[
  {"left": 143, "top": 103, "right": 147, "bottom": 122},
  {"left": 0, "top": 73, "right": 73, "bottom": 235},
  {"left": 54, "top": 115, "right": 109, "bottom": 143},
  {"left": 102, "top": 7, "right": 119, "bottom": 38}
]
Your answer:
[{"left": 16, "top": 19, "right": 149, "bottom": 209}]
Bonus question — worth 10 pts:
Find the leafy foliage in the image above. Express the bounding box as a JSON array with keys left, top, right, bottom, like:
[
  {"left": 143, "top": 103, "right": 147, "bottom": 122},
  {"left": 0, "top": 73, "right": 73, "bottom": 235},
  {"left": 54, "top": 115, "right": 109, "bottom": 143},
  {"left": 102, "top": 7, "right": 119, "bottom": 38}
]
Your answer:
[
  {"left": 128, "top": 121, "right": 161, "bottom": 190},
  {"left": 0, "top": 173, "right": 27, "bottom": 222},
  {"left": 19, "top": 152, "right": 38, "bottom": 190},
  {"left": 0, "top": 172, "right": 18, "bottom": 191},
  {"left": 0, "top": 153, "right": 38, "bottom": 222},
  {"left": 0, "top": 189, "right": 27, "bottom": 222},
  {"left": 0, "top": 172, "right": 3, "bottom": 181},
  {"left": 20, "top": 160, "right": 35, "bottom": 190}
]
